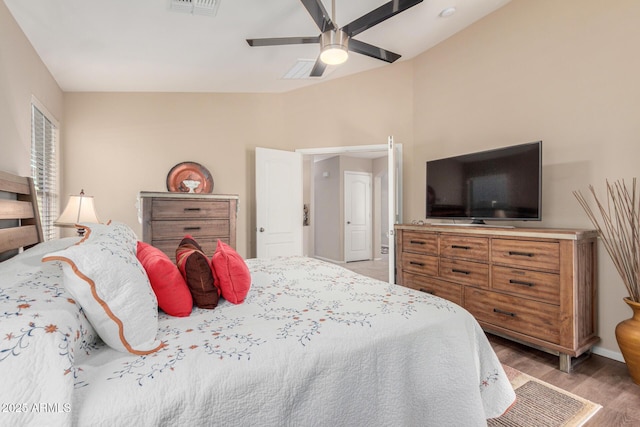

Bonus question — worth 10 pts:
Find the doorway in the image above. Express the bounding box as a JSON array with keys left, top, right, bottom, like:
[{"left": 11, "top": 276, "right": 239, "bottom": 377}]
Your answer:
[
  {"left": 302, "top": 150, "right": 389, "bottom": 269},
  {"left": 295, "top": 141, "right": 402, "bottom": 283}
]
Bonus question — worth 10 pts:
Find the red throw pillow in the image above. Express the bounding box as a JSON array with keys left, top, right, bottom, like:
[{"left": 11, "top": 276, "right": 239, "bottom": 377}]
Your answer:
[
  {"left": 136, "top": 241, "right": 193, "bottom": 317},
  {"left": 211, "top": 240, "right": 251, "bottom": 304},
  {"left": 176, "top": 236, "right": 219, "bottom": 309}
]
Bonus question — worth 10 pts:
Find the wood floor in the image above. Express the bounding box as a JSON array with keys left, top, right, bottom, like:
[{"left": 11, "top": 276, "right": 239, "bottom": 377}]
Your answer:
[
  {"left": 342, "top": 258, "right": 389, "bottom": 282},
  {"left": 341, "top": 259, "right": 640, "bottom": 427}
]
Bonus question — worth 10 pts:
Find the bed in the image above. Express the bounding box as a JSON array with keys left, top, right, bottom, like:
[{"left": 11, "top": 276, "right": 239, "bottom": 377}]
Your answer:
[{"left": 0, "top": 171, "right": 515, "bottom": 426}]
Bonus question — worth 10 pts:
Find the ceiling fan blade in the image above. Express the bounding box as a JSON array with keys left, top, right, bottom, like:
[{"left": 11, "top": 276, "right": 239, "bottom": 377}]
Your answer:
[
  {"left": 246, "top": 36, "right": 320, "bottom": 47},
  {"left": 348, "top": 39, "right": 401, "bottom": 63},
  {"left": 341, "top": 0, "right": 423, "bottom": 38},
  {"left": 300, "top": 0, "right": 336, "bottom": 32},
  {"left": 309, "top": 56, "right": 327, "bottom": 77}
]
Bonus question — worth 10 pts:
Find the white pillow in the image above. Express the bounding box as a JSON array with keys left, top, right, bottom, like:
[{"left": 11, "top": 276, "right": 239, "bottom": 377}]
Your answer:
[
  {"left": 77, "top": 220, "right": 138, "bottom": 245},
  {"left": 43, "top": 222, "right": 163, "bottom": 355}
]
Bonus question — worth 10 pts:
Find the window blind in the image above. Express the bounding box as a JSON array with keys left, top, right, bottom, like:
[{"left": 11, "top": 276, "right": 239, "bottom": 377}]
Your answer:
[{"left": 31, "top": 104, "right": 58, "bottom": 241}]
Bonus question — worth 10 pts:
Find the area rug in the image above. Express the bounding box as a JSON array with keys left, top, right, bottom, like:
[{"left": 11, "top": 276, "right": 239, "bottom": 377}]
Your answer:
[{"left": 488, "top": 365, "right": 602, "bottom": 427}]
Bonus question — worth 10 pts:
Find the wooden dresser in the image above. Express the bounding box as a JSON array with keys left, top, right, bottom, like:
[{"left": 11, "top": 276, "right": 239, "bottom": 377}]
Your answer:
[
  {"left": 139, "top": 192, "right": 238, "bottom": 262},
  {"left": 395, "top": 224, "right": 599, "bottom": 372}
]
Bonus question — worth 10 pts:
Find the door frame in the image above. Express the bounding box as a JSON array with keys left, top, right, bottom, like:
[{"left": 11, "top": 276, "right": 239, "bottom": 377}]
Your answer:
[{"left": 297, "top": 142, "right": 402, "bottom": 283}]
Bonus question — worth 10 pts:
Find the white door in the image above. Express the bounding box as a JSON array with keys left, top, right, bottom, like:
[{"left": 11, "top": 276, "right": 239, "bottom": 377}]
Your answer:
[
  {"left": 255, "top": 147, "right": 303, "bottom": 258},
  {"left": 344, "top": 171, "right": 372, "bottom": 262}
]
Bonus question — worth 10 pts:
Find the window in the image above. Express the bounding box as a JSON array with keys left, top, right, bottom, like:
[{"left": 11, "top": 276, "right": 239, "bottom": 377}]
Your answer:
[{"left": 31, "top": 102, "right": 59, "bottom": 241}]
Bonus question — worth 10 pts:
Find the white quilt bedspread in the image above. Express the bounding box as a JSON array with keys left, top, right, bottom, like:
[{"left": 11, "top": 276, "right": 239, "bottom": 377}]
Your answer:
[{"left": 0, "top": 240, "right": 515, "bottom": 427}]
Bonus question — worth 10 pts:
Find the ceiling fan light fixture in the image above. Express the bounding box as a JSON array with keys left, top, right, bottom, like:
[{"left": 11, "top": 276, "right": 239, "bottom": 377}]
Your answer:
[{"left": 320, "top": 30, "right": 349, "bottom": 65}]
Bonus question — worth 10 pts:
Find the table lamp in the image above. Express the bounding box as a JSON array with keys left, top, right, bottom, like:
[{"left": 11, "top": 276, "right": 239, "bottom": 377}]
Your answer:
[{"left": 54, "top": 189, "right": 100, "bottom": 236}]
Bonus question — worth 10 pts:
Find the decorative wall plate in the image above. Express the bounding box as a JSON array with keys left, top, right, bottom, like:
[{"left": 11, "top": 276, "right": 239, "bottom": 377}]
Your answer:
[{"left": 166, "top": 162, "right": 214, "bottom": 193}]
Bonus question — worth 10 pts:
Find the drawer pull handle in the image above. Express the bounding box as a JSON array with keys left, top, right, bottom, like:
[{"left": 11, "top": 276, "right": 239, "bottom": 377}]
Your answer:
[
  {"left": 451, "top": 245, "right": 471, "bottom": 250},
  {"left": 510, "top": 279, "right": 534, "bottom": 287},
  {"left": 493, "top": 308, "right": 517, "bottom": 317},
  {"left": 410, "top": 240, "right": 426, "bottom": 245},
  {"left": 183, "top": 227, "right": 202, "bottom": 231},
  {"left": 409, "top": 261, "right": 425, "bottom": 267},
  {"left": 452, "top": 268, "right": 470, "bottom": 275},
  {"left": 418, "top": 288, "right": 434, "bottom": 295},
  {"left": 508, "top": 251, "right": 534, "bottom": 257},
  {"left": 184, "top": 207, "right": 202, "bottom": 212}
]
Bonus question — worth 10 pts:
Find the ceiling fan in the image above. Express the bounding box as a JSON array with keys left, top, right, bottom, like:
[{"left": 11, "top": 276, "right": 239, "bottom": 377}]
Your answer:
[{"left": 246, "top": 0, "right": 424, "bottom": 77}]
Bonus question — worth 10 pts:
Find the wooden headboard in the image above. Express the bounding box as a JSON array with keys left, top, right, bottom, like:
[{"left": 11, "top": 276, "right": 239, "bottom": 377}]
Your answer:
[{"left": 0, "top": 170, "right": 44, "bottom": 260}]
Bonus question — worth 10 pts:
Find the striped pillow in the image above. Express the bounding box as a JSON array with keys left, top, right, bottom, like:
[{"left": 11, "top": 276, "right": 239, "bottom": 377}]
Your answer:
[{"left": 176, "top": 235, "right": 219, "bottom": 309}]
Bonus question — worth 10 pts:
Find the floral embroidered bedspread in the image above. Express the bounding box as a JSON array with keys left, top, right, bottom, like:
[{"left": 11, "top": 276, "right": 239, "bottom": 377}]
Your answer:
[
  {"left": 0, "top": 241, "right": 515, "bottom": 427},
  {"left": 0, "top": 238, "right": 94, "bottom": 426}
]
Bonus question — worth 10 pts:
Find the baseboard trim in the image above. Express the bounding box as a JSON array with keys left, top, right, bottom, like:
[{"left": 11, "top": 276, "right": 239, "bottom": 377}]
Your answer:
[
  {"left": 314, "top": 255, "right": 343, "bottom": 264},
  {"left": 592, "top": 345, "right": 625, "bottom": 363}
]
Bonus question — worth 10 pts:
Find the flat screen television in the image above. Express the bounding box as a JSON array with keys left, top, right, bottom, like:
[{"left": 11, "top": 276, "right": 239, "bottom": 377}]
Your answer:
[{"left": 426, "top": 141, "right": 542, "bottom": 224}]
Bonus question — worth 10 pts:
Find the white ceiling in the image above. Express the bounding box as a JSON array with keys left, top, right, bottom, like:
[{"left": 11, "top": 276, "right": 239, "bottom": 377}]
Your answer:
[{"left": 4, "top": 0, "right": 511, "bottom": 93}]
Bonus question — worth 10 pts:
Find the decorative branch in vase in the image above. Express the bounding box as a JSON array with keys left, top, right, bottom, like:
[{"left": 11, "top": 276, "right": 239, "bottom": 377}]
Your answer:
[{"left": 574, "top": 178, "right": 640, "bottom": 384}]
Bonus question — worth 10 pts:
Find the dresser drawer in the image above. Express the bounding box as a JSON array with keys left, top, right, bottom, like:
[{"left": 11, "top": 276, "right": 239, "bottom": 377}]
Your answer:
[
  {"left": 401, "top": 252, "right": 438, "bottom": 276},
  {"left": 151, "top": 219, "right": 230, "bottom": 240},
  {"left": 151, "top": 199, "right": 230, "bottom": 219},
  {"left": 401, "top": 272, "right": 462, "bottom": 305},
  {"left": 140, "top": 192, "right": 238, "bottom": 262},
  {"left": 439, "top": 235, "right": 489, "bottom": 262},
  {"left": 465, "top": 288, "right": 560, "bottom": 344},
  {"left": 491, "top": 239, "right": 560, "bottom": 272},
  {"left": 492, "top": 266, "right": 560, "bottom": 304},
  {"left": 439, "top": 258, "right": 489, "bottom": 288},
  {"left": 402, "top": 231, "right": 438, "bottom": 255}
]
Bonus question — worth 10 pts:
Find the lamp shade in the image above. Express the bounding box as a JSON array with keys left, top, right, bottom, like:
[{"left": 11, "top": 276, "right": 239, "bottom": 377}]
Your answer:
[{"left": 55, "top": 190, "right": 100, "bottom": 227}]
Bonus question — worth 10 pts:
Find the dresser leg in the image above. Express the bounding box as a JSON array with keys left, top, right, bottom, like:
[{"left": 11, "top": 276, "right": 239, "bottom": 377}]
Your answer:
[{"left": 559, "top": 353, "right": 572, "bottom": 373}]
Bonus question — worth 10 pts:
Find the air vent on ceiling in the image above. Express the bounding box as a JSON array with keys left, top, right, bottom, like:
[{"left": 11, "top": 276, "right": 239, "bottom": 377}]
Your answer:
[
  {"left": 170, "top": 0, "right": 221, "bottom": 16},
  {"left": 282, "top": 60, "right": 321, "bottom": 80}
]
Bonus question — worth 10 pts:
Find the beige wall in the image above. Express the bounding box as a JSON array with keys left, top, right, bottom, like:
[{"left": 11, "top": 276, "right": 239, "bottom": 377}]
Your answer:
[
  {"left": 411, "top": 0, "right": 640, "bottom": 357},
  {"left": 62, "top": 92, "right": 285, "bottom": 257},
  {"left": 0, "top": 1, "right": 63, "bottom": 176},
  {"left": 282, "top": 61, "right": 414, "bottom": 150},
  {"left": 313, "top": 157, "right": 341, "bottom": 261}
]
